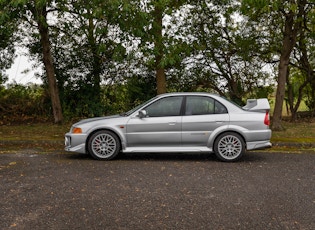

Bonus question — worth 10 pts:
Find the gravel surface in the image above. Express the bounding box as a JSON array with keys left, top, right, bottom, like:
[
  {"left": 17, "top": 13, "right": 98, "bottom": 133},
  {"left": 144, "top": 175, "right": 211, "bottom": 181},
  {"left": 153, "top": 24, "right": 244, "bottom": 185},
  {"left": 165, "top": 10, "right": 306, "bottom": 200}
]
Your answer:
[{"left": 0, "top": 151, "right": 314, "bottom": 230}]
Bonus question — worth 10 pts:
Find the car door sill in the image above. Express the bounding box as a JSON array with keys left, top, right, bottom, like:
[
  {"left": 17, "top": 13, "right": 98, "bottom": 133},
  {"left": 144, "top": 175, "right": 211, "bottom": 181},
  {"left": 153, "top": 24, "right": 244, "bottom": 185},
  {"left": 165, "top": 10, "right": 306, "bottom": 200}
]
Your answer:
[{"left": 123, "top": 146, "right": 213, "bottom": 153}]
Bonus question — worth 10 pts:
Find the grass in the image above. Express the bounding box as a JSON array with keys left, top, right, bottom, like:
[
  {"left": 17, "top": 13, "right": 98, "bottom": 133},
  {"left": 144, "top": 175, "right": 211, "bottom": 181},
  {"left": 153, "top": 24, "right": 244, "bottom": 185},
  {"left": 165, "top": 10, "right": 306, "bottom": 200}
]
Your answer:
[
  {"left": 0, "top": 123, "right": 70, "bottom": 154},
  {"left": 0, "top": 121, "right": 314, "bottom": 154},
  {"left": 0, "top": 123, "right": 69, "bottom": 141},
  {"left": 265, "top": 97, "right": 315, "bottom": 152},
  {"left": 268, "top": 97, "right": 309, "bottom": 117},
  {"left": 268, "top": 120, "right": 315, "bottom": 153},
  {"left": 271, "top": 121, "right": 315, "bottom": 143}
]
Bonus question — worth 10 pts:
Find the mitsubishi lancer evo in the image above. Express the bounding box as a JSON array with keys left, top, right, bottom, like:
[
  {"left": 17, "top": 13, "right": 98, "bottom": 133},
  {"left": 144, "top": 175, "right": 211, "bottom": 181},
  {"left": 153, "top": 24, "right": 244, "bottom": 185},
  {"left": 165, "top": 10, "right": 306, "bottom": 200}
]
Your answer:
[{"left": 65, "top": 92, "right": 271, "bottom": 162}]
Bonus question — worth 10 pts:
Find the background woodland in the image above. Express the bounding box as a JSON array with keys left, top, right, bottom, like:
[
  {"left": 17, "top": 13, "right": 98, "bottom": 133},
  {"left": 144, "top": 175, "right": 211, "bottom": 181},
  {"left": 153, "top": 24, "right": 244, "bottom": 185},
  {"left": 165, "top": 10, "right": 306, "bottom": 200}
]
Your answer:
[{"left": 0, "top": 0, "right": 314, "bottom": 130}]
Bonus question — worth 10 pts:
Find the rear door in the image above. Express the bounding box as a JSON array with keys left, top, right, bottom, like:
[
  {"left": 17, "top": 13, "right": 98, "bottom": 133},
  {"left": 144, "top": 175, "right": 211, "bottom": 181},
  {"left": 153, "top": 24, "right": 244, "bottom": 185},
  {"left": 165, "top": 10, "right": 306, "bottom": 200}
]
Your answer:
[{"left": 182, "top": 96, "right": 229, "bottom": 146}]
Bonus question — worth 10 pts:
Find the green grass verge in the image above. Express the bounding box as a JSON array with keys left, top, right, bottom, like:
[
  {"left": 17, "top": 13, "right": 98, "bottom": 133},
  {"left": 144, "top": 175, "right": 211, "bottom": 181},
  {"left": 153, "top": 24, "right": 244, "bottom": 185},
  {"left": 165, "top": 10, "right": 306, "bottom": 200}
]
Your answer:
[{"left": 0, "top": 121, "right": 314, "bottom": 153}]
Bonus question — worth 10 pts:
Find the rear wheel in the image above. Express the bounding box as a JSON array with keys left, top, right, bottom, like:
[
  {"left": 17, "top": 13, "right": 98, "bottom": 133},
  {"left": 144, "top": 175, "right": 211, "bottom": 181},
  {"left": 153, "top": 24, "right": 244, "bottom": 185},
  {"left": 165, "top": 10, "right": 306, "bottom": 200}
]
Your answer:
[
  {"left": 214, "top": 132, "right": 245, "bottom": 162},
  {"left": 87, "top": 130, "right": 120, "bottom": 160}
]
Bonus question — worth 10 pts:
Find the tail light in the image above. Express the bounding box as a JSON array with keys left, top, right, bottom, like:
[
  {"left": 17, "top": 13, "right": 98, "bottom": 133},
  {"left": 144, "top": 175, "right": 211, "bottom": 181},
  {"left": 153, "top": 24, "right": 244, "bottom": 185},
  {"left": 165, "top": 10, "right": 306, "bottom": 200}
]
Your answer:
[{"left": 264, "top": 111, "right": 270, "bottom": 126}]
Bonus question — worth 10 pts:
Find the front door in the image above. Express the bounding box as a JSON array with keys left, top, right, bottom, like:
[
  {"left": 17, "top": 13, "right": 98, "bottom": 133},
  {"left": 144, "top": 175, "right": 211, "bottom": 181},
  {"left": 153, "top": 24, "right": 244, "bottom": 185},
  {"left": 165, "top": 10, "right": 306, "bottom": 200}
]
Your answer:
[{"left": 126, "top": 96, "right": 183, "bottom": 147}]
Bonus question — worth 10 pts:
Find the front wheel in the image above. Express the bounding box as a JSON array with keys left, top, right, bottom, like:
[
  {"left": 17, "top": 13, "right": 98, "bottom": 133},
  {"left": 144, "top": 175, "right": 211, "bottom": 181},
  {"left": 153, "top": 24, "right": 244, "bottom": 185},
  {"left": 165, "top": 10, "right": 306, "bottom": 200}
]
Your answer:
[
  {"left": 214, "top": 132, "right": 245, "bottom": 162},
  {"left": 87, "top": 130, "right": 121, "bottom": 160}
]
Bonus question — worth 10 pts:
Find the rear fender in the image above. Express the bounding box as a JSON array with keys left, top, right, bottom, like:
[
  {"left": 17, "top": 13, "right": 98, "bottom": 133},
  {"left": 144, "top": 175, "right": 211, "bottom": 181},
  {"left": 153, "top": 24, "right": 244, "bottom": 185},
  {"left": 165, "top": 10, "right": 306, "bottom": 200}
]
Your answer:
[{"left": 207, "top": 125, "right": 247, "bottom": 149}]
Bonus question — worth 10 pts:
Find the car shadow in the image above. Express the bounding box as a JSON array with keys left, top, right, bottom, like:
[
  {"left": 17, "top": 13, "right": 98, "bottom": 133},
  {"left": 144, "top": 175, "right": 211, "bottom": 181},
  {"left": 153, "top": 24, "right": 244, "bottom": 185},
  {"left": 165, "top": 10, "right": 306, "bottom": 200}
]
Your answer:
[
  {"left": 119, "top": 152, "right": 218, "bottom": 162},
  {"left": 65, "top": 153, "right": 91, "bottom": 160},
  {"left": 65, "top": 152, "right": 217, "bottom": 161},
  {"left": 65, "top": 151, "right": 266, "bottom": 163}
]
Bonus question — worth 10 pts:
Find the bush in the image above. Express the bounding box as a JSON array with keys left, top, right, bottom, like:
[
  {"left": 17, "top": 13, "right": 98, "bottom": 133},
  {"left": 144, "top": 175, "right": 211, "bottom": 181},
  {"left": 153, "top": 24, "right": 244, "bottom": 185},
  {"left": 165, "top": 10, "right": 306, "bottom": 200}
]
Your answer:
[{"left": 0, "top": 83, "right": 51, "bottom": 124}]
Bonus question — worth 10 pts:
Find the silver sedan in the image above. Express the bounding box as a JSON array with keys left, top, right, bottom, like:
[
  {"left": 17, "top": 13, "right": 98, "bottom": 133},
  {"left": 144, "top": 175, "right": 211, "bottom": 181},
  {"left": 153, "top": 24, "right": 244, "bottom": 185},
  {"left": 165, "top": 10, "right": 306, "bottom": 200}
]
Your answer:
[{"left": 65, "top": 92, "right": 271, "bottom": 162}]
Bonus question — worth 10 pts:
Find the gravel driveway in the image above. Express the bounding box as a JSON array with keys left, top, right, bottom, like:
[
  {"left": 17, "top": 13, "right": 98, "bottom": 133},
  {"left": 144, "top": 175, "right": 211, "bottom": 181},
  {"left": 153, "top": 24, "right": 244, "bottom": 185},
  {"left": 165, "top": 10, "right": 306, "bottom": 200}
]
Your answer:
[{"left": 1, "top": 151, "right": 314, "bottom": 229}]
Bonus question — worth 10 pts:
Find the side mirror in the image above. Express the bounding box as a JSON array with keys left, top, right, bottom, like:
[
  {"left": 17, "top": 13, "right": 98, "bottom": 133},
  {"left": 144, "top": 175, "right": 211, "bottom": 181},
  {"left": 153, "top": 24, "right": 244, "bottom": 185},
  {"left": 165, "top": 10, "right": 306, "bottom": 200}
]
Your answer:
[{"left": 138, "top": 110, "right": 147, "bottom": 119}]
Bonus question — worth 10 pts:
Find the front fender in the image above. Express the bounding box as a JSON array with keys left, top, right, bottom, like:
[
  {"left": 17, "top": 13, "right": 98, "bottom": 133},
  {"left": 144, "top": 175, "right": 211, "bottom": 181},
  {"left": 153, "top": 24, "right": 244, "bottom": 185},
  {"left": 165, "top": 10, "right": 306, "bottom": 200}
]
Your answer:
[{"left": 86, "top": 125, "right": 128, "bottom": 150}]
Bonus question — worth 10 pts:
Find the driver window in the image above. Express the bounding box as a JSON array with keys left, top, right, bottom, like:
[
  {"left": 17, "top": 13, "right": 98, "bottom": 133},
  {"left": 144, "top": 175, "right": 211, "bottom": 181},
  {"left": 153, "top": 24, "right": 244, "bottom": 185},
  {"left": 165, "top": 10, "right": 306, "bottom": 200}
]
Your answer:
[{"left": 144, "top": 96, "right": 183, "bottom": 117}]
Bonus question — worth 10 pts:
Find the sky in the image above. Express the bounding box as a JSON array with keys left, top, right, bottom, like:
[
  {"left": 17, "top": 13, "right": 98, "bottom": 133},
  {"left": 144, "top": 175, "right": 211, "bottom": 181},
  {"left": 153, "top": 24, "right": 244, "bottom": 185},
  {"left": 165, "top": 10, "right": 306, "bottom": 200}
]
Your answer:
[{"left": 5, "top": 55, "right": 42, "bottom": 85}]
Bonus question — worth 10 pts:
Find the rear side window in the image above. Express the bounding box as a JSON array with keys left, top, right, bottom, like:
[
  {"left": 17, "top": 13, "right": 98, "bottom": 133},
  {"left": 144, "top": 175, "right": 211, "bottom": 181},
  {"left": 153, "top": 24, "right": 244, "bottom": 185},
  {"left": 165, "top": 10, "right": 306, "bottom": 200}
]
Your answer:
[
  {"left": 214, "top": 100, "right": 228, "bottom": 114},
  {"left": 185, "top": 96, "right": 227, "bottom": 115}
]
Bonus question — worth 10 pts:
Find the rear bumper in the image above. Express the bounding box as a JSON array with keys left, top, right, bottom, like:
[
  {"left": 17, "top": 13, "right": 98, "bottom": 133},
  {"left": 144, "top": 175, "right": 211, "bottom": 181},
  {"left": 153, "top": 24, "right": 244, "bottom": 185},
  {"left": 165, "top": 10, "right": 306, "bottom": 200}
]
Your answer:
[
  {"left": 243, "top": 129, "right": 272, "bottom": 151},
  {"left": 247, "top": 140, "right": 272, "bottom": 151}
]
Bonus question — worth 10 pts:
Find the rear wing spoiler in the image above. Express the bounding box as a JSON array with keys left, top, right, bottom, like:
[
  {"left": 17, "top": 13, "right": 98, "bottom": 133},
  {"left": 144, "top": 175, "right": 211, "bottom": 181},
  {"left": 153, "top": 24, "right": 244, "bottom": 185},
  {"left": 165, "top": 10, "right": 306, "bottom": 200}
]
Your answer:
[{"left": 242, "top": 98, "right": 270, "bottom": 112}]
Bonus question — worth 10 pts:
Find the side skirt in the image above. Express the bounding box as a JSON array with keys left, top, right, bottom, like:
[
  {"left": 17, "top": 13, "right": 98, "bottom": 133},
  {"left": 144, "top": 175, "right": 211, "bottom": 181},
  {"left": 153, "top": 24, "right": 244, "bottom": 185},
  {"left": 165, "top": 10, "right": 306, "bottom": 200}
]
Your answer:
[{"left": 122, "top": 146, "right": 213, "bottom": 153}]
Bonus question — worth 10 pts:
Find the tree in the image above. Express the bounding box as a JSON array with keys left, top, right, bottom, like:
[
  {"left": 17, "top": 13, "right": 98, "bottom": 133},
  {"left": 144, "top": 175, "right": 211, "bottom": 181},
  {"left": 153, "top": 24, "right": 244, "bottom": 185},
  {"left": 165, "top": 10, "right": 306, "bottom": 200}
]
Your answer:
[
  {"left": 273, "top": 0, "right": 306, "bottom": 129},
  {"left": 30, "top": 1, "right": 63, "bottom": 123},
  {"left": 286, "top": 12, "right": 315, "bottom": 120},
  {"left": 152, "top": 2, "right": 166, "bottom": 94},
  {"left": 290, "top": 2, "right": 315, "bottom": 117},
  {"left": 0, "top": 0, "right": 63, "bottom": 123},
  {"left": 119, "top": 0, "right": 189, "bottom": 95},
  {"left": 242, "top": 0, "right": 308, "bottom": 130},
  {"left": 173, "top": 0, "right": 272, "bottom": 103},
  {"left": 49, "top": 0, "right": 126, "bottom": 117},
  {"left": 0, "top": 1, "right": 19, "bottom": 84}
]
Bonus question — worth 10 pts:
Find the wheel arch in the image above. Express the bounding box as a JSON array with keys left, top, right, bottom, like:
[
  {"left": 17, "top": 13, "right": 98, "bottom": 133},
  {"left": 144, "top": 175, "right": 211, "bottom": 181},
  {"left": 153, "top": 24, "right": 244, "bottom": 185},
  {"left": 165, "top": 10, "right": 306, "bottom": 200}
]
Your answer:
[
  {"left": 208, "top": 126, "right": 247, "bottom": 151},
  {"left": 212, "top": 131, "right": 246, "bottom": 150},
  {"left": 85, "top": 128, "right": 124, "bottom": 153}
]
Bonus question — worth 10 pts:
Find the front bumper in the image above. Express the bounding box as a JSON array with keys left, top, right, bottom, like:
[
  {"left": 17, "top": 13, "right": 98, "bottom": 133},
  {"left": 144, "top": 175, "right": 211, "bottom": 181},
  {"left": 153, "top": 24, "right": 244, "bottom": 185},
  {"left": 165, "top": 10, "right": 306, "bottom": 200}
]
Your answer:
[{"left": 65, "top": 133, "right": 88, "bottom": 154}]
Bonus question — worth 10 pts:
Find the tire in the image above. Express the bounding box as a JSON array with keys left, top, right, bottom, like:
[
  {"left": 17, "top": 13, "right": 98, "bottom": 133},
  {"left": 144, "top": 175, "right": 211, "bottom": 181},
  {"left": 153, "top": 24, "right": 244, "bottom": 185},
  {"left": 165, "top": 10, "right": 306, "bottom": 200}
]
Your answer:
[
  {"left": 87, "top": 130, "right": 120, "bottom": 160},
  {"left": 214, "top": 132, "right": 245, "bottom": 162}
]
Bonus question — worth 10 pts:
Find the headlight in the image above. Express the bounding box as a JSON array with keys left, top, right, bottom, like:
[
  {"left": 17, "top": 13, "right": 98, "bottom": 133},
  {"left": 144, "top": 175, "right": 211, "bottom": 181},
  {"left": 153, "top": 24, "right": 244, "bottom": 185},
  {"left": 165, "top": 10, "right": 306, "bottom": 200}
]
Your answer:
[{"left": 72, "top": 127, "right": 82, "bottom": 134}]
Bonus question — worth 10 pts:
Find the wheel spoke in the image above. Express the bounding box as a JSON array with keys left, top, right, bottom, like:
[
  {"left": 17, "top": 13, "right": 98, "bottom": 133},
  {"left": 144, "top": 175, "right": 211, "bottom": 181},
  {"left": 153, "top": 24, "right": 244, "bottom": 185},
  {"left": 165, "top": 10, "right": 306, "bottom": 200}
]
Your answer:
[
  {"left": 218, "top": 135, "right": 242, "bottom": 159},
  {"left": 92, "top": 133, "right": 117, "bottom": 157}
]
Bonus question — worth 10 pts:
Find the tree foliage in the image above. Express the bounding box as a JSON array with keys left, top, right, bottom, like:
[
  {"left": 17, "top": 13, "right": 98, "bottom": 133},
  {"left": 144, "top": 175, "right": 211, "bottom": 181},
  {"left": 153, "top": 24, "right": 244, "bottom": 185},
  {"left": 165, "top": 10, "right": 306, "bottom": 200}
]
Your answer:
[
  {"left": 50, "top": 0, "right": 127, "bottom": 117},
  {"left": 1, "top": 0, "right": 64, "bottom": 123},
  {"left": 0, "top": 0, "right": 314, "bottom": 124},
  {"left": 175, "top": 0, "right": 273, "bottom": 104},
  {"left": 0, "top": 0, "right": 20, "bottom": 84},
  {"left": 241, "top": 0, "right": 314, "bottom": 129}
]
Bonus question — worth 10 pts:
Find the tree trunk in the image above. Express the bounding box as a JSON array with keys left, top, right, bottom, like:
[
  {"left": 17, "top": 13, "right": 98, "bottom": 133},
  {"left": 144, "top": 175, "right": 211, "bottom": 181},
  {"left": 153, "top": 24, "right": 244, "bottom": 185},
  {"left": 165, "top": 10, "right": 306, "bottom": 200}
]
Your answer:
[
  {"left": 153, "top": 4, "right": 166, "bottom": 95},
  {"left": 88, "top": 15, "right": 102, "bottom": 116},
  {"left": 36, "top": 5, "right": 63, "bottom": 123},
  {"left": 156, "top": 60, "right": 167, "bottom": 95},
  {"left": 311, "top": 78, "right": 315, "bottom": 112},
  {"left": 271, "top": 4, "right": 304, "bottom": 130},
  {"left": 298, "top": 26, "right": 315, "bottom": 113}
]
